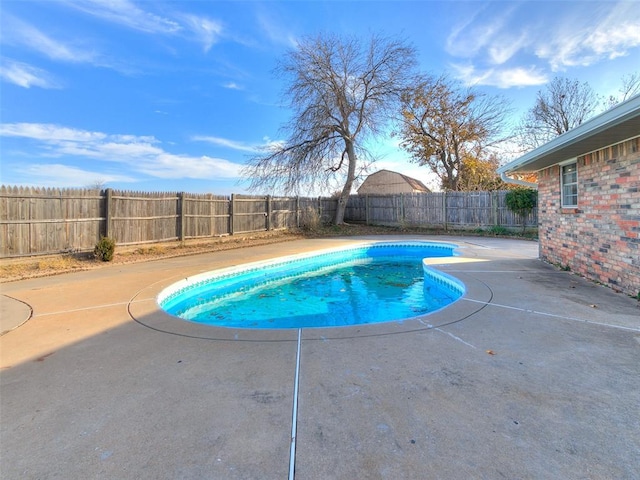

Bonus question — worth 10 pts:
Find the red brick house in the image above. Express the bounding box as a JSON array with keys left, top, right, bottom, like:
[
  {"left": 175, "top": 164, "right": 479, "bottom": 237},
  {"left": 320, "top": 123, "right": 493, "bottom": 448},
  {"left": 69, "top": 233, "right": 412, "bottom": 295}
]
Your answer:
[{"left": 498, "top": 95, "right": 640, "bottom": 297}]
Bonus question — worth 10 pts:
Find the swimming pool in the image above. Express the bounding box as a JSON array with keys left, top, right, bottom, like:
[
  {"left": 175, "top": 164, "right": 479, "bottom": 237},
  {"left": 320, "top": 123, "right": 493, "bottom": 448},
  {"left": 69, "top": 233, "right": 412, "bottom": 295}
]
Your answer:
[{"left": 158, "top": 242, "right": 465, "bottom": 329}]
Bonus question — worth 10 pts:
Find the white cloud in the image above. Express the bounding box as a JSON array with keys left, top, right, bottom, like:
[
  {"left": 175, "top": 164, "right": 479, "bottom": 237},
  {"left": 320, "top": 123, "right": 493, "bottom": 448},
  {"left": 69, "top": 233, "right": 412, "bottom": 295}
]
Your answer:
[
  {"left": 487, "top": 32, "right": 529, "bottom": 65},
  {"left": 452, "top": 64, "right": 548, "bottom": 89},
  {"left": 446, "top": 4, "right": 517, "bottom": 59},
  {"left": 223, "top": 82, "right": 243, "bottom": 90},
  {"left": 1, "top": 15, "right": 97, "bottom": 63},
  {"left": 192, "top": 135, "right": 260, "bottom": 153},
  {"left": 54, "top": 139, "right": 164, "bottom": 160},
  {"left": 262, "top": 136, "right": 286, "bottom": 152},
  {"left": 536, "top": 3, "right": 640, "bottom": 70},
  {"left": 192, "top": 135, "right": 285, "bottom": 154},
  {"left": 0, "top": 123, "right": 106, "bottom": 142},
  {"left": 587, "top": 21, "right": 640, "bottom": 58},
  {"left": 255, "top": 9, "right": 298, "bottom": 48},
  {"left": 63, "top": 0, "right": 181, "bottom": 34},
  {"left": 180, "top": 14, "right": 223, "bottom": 52},
  {"left": 138, "top": 153, "right": 240, "bottom": 179},
  {"left": 62, "top": 1, "right": 230, "bottom": 54},
  {"left": 446, "top": 2, "right": 640, "bottom": 81},
  {"left": 493, "top": 67, "right": 548, "bottom": 88},
  {"left": 2, "top": 3, "right": 232, "bottom": 74},
  {"left": 1, "top": 123, "right": 243, "bottom": 180},
  {"left": 14, "top": 163, "right": 136, "bottom": 188},
  {"left": 0, "top": 59, "right": 61, "bottom": 89}
]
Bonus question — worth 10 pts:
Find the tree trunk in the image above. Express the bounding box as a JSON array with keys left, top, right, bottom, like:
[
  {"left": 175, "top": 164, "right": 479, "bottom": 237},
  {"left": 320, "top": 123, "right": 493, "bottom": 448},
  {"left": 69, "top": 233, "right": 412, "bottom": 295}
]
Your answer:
[{"left": 333, "top": 139, "right": 357, "bottom": 224}]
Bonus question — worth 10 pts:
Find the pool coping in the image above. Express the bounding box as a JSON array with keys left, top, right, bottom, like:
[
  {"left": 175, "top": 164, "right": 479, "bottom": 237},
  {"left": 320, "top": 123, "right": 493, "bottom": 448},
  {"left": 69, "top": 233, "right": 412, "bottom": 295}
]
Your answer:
[{"left": 128, "top": 240, "right": 494, "bottom": 342}]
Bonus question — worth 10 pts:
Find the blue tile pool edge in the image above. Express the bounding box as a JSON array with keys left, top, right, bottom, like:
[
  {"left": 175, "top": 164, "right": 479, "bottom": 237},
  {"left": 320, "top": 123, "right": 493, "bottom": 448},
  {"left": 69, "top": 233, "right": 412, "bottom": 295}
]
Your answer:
[{"left": 157, "top": 241, "right": 466, "bottom": 312}]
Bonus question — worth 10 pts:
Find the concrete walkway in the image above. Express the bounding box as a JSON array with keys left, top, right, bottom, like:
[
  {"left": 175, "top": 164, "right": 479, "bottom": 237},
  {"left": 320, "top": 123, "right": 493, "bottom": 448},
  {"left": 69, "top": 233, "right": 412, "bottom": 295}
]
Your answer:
[{"left": 1, "top": 236, "right": 639, "bottom": 479}]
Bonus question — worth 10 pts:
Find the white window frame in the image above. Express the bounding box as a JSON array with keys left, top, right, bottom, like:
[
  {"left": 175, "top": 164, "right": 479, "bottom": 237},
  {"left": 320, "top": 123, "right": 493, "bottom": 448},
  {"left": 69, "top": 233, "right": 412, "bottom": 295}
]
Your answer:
[{"left": 560, "top": 159, "right": 578, "bottom": 208}]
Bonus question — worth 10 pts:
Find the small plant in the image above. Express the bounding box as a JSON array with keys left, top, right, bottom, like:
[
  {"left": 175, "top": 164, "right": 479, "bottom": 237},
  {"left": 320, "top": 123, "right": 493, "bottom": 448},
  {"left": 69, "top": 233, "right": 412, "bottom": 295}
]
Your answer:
[
  {"left": 299, "top": 206, "right": 321, "bottom": 232},
  {"left": 487, "top": 225, "right": 509, "bottom": 236},
  {"left": 94, "top": 236, "right": 116, "bottom": 262},
  {"left": 505, "top": 188, "right": 538, "bottom": 234}
]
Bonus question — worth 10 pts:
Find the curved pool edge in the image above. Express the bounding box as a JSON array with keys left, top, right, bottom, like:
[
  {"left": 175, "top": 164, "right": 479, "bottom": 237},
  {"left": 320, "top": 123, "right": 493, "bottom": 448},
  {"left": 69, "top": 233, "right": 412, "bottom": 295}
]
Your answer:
[
  {"left": 158, "top": 240, "right": 464, "bottom": 328},
  {"left": 124, "top": 240, "right": 494, "bottom": 340},
  {"left": 157, "top": 240, "right": 462, "bottom": 308},
  {"left": 129, "top": 267, "right": 492, "bottom": 341}
]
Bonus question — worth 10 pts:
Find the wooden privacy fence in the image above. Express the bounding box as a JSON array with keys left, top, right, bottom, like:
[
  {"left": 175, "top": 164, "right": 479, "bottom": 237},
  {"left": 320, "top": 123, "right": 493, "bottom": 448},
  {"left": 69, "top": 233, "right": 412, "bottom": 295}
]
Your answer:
[
  {"left": 1, "top": 186, "right": 104, "bottom": 258},
  {"left": 344, "top": 191, "right": 537, "bottom": 229},
  {"left": 0, "top": 186, "right": 536, "bottom": 258},
  {"left": 0, "top": 186, "right": 338, "bottom": 258}
]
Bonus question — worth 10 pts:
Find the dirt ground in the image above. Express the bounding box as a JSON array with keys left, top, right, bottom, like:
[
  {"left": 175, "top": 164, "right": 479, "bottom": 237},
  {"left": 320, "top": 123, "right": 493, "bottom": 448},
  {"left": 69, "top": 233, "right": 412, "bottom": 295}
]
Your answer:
[
  {"left": 1, "top": 224, "right": 539, "bottom": 283},
  {"left": 0, "top": 231, "right": 296, "bottom": 283},
  {"left": 1, "top": 225, "right": 447, "bottom": 283}
]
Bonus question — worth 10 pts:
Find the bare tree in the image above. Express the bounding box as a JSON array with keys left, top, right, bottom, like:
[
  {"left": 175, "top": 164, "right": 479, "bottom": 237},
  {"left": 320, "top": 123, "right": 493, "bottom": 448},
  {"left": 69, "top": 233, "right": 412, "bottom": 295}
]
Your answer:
[
  {"left": 516, "top": 76, "right": 600, "bottom": 151},
  {"left": 397, "top": 74, "right": 510, "bottom": 191},
  {"left": 242, "top": 33, "right": 416, "bottom": 224},
  {"left": 604, "top": 72, "right": 640, "bottom": 108},
  {"left": 619, "top": 72, "right": 640, "bottom": 100},
  {"left": 86, "top": 179, "right": 107, "bottom": 190}
]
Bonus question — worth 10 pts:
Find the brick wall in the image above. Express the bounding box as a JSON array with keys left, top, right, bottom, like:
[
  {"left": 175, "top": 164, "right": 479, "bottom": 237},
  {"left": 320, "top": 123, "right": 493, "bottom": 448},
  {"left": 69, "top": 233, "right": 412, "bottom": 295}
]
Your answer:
[{"left": 538, "top": 136, "right": 640, "bottom": 297}]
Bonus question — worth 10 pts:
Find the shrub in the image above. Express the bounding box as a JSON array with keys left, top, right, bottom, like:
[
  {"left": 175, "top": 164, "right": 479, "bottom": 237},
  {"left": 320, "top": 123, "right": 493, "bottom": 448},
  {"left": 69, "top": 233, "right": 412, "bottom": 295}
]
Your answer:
[
  {"left": 299, "top": 206, "right": 321, "bottom": 232},
  {"left": 505, "top": 188, "right": 537, "bottom": 233},
  {"left": 94, "top": 236, "right": 116, "bottom": 262},
  {"left": 487, "top": 225, "right": 509, "bottom": 236}
]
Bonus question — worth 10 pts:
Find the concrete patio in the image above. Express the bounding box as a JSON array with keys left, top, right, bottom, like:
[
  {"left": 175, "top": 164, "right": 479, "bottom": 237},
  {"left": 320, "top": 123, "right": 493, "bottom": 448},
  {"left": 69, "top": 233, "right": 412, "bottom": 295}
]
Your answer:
[{"left": 1, "top": 236, "right": 639, "bottom": 479}]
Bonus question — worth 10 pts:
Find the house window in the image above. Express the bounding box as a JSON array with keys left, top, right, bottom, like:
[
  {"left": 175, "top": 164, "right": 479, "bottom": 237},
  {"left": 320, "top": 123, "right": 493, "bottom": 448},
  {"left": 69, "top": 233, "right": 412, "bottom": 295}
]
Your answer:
[{"left": 561, "top": 162, "right": 578, "bottom": 207}]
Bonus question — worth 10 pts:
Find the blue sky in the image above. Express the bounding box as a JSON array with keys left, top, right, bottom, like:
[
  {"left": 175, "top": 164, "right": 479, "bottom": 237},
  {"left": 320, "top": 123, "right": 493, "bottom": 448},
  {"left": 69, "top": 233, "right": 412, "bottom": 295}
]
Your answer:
[{"left": 1, "top": 1, "right": 639, "bottom": 194}]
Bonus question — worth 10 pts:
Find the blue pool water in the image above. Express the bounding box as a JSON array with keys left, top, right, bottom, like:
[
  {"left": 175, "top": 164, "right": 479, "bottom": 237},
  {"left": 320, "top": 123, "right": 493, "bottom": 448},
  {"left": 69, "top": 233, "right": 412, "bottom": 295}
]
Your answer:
[{"left": 159, "top": 242, "right": 464, "bottom": 329}]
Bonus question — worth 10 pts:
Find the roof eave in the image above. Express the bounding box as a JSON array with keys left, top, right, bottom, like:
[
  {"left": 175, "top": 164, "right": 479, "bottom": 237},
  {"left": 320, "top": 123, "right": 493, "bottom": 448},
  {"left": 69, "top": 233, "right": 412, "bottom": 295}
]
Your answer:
[{"left": 498, "top": 94, "right": 640, "bottom": 175}]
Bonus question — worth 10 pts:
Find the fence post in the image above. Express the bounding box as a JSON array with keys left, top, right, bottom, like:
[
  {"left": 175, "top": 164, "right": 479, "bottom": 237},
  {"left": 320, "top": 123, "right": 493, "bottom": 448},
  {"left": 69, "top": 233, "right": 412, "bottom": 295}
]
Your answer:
[
  {"left": 365, "top": 194, "right": 370, "bottom": 225},
  {"left": 399, "top": 193, "right": 405, "bottom": 224},
  {"left": 442, "top": 191, "right": 448, "bottom": 231},
  {"left": 266, "top": 195, "right": 272, "bottom": 231},
  {"left": 178, "top": 192, "right": 186, "bottom": 241},
  {"left": 104, "top": 188, "right": 112, "bottom": 239},
  {"left": 491, "top": 191, "right": 499, "bottom": 227},
  {"left": 229, "top": 194, "right": 235, "bottom": 235},
  {"left": 209, "top": 193, "right": 214, "bottom": 237}
]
